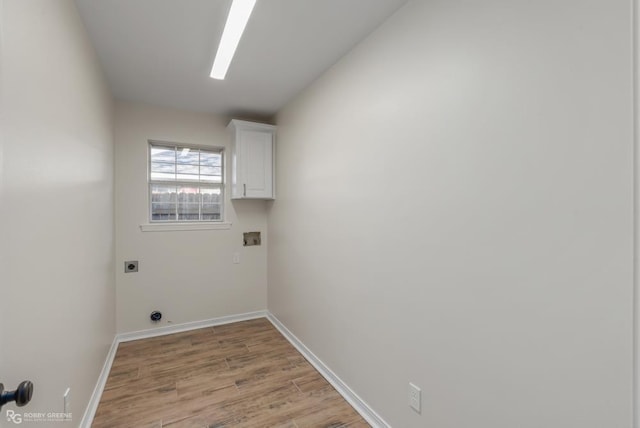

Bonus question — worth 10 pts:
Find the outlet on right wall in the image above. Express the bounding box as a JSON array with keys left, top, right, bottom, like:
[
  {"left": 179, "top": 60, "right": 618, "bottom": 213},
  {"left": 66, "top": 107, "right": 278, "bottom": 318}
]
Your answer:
[{"left": 268, "top": 0, "right": 634, "bottom": 427}]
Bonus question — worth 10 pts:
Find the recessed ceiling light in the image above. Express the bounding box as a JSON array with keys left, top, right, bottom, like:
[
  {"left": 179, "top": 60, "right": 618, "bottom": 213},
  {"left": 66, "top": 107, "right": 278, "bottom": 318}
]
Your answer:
[{"left": 210, "top": 0, "right": 257, "bottom": 80}]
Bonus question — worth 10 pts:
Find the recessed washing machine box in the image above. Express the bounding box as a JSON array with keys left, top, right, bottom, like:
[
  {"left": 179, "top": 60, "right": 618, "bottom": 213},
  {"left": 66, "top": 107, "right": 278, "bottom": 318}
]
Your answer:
[{"left": 243, "top": 232, "right": 261, "bottom": 246}]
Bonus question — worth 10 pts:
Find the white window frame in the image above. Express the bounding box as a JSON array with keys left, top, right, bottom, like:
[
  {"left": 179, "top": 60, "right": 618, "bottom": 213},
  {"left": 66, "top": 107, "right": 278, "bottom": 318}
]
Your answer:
[{"left": 146, "top": 141, "right": 228, "bottom": 227}]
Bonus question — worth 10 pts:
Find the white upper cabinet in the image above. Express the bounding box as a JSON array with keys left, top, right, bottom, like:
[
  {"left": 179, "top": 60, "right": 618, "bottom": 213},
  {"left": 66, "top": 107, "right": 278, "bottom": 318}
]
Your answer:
[{"left": 228, "top": 120, "right": 276, "bottom": 200}]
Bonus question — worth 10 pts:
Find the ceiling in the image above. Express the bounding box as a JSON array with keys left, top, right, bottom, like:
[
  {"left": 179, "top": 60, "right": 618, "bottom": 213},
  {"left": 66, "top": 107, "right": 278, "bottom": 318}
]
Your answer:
[{"left": 74, "top": 0, "right": 409, "bottom": 118}]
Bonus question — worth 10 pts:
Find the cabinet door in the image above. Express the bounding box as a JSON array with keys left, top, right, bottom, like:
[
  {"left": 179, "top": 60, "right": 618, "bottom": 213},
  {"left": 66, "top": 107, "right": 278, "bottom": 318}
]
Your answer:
[{"left": 240, "top": 129, "right": 273, "bottom": 198}]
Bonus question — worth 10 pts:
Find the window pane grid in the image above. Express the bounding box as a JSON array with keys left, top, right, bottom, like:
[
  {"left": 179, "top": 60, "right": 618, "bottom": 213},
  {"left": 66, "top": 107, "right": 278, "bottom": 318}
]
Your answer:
[
  {"left": 150, "top": 184, "right": 222, "bottom": 222},
  {"left": 150, "top": 144, "right": 222, "bottom": 184},
  {"left": 149, "top": 143, "right": 223, "bottom": 222}
]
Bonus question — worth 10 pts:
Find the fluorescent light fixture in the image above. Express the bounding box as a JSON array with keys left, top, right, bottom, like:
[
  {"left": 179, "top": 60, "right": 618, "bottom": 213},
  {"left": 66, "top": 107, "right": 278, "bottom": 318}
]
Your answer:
[{"left": 210, "top": 0, "right": 257, "bottom": 80}]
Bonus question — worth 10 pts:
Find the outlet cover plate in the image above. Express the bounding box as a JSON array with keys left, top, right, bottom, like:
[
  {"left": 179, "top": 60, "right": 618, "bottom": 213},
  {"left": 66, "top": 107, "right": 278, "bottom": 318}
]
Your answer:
[
  {"left": 63, "top": 388, "right": 70, "bottom": 414},
  {"left": 124, "top": 261, "right": 138, "bottom": 273},
  {"left": 409, "top": 382, "right": 421, "bottom": 413}
]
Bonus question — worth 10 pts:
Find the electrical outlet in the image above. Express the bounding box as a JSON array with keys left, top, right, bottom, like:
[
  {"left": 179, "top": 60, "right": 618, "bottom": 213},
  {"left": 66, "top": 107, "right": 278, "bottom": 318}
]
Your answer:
[
  {"left": 124, "top": 260, "right": 138, "bottom": 273},
  {"left": 409, "top": 382, "right": 421, "bottom": 413},
  {"left": 63, "top": 388, "right": 70, "bottom": 414},
  {"left": 232, "top": 252, "right": 240, "bottom": 264}
]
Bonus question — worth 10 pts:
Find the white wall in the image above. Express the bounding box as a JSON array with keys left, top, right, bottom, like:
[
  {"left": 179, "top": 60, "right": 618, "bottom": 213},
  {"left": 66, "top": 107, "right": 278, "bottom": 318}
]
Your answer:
[
  {"left": 1, "top": 0, "right": 115, "bottom": 425},
  {"left": 269, "top": 1, "right": 634, "bottom": 427},
  {"left": 114, "top": 102, "right": 268, "bottom": 333}
]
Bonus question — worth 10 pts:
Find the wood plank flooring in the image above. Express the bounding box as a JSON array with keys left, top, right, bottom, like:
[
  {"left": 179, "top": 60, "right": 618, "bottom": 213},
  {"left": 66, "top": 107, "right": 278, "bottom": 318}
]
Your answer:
[{"left": 92, "top": 318, "right": 369, "bottom": 427}]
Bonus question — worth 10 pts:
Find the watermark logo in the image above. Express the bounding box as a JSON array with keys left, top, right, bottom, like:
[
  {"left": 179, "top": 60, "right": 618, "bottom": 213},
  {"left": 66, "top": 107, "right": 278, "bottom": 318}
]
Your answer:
[
  {"left": 6, "top": 410, "right": 22, "bottom": 424},
  {"left": 5, "top": 410, "right": 71, "bottom": 424}
]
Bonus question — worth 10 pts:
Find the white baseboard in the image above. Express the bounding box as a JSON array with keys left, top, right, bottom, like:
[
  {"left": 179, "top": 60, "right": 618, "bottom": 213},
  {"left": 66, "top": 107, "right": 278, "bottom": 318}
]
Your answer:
[
  {"left": 79, "top": 336, "right": 119, "bottom": 428},
  {"left": 266, "top": 312, "right": 391, "bottom": 428},
  {"left": 117, "top": 310, "right": 268, "bottom": 343},
  {"left": 80, "top": 310, "right": 388, "bottom": 428}
]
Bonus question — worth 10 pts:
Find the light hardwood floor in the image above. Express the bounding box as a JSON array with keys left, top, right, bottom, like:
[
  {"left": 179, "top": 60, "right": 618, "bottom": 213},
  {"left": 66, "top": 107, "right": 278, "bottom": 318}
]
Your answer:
[{"left": 92, "top": 318, "right": 369, "bottom": 427}]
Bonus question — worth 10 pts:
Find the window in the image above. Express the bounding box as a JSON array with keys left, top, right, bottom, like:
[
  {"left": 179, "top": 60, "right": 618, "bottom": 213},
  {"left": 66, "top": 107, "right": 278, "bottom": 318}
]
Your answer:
[{"left": 149, "top": 142, "right": 223, "bottom": 222}]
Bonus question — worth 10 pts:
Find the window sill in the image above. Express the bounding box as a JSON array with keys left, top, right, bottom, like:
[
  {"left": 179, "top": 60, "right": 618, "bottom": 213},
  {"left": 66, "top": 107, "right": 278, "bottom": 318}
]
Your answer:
[{"left": 140, "top": 222, "right": 232, "bottom": 232}]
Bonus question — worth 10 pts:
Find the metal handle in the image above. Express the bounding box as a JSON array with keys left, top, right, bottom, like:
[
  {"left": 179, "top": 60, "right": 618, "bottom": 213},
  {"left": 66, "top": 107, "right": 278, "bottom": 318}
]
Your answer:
[{"left": 243, "top": 183, "right": 246, "bottom": 197}]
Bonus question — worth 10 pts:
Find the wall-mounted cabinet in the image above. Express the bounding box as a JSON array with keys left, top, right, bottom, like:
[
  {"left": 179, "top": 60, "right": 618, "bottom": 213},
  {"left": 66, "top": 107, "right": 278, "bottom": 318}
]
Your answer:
[{"left": 228, "top": 119, "right": 276, "bottom": 200}]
